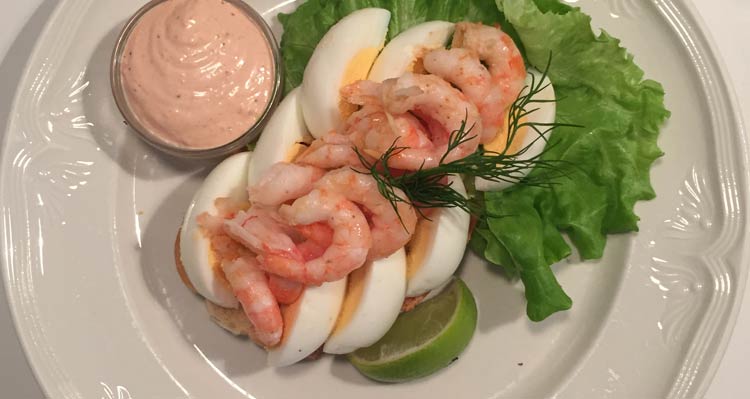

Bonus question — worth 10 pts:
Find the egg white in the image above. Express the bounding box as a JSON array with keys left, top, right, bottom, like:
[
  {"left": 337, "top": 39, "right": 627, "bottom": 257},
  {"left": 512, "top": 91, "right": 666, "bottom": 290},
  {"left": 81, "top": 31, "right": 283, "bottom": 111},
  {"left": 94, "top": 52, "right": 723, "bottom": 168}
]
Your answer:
[
  {"left": 181, "top": 101, "right": 347, "bottom": 366},
  {"left": 267, "top": 279, "right": 348, "bottom": 367},
  {"left": 184, "top": 12, "right": 551, "bottom": 365},
  {"left": 247, "top": 87, "right": 312, "bottom": 186},
  {"left": 422, "top": 278, "right": 452, "bottom": 302},
  {"left": 300, "top": 8, "right": 391, "bottom": 138},
  {"left": 406, "top": 175, "right": 471, "bottom": 297},
  {"left": 368, "top": 20, "right": 455, "bottom": 82},
  {"left": 180, "top": 89, "right": 312, "bottom": 308},
  {"left": 180, "top": 152, "right": 252, "bottom": 308},
  {"left": 360, "top": 21, "right": 471, "bottom": 298},
  {"left": 323, "top": 249, "right": 407, "bottom": 355},
  {"left": 475, "top": 69, "right": 556, "bottom": 192}
]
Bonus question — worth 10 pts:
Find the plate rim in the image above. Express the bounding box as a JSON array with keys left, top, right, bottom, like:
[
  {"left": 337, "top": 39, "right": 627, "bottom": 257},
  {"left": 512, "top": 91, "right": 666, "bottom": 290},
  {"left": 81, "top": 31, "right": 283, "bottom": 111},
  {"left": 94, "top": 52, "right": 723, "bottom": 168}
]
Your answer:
[
  {"left": 0, "top": 0, "right": 748, "bottom": 398},
  {"left": 1, "top": 1, "right": 95, "bottom": 398},
  {"left": 660, "top": 0, "right": 750, "bottom": 396}
]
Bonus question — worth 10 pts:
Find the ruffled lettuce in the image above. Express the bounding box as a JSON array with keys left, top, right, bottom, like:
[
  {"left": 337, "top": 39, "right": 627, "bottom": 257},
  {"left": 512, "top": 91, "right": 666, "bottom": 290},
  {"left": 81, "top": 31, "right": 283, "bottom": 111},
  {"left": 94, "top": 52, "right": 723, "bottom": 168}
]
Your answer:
[{"left": 278, "top": 0, "right": 669, "bottom": 321}]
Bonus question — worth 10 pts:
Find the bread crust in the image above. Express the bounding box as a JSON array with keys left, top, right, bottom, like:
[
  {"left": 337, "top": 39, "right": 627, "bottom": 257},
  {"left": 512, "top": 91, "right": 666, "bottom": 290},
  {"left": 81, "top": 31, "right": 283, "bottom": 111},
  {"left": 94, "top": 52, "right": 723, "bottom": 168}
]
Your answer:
[
  {"left": 401, "top": 292, "right": 429, "bottom": 313},
  {"left": 205, "top": 300, "right": 259, "bottom": 337},
  {"left": 174, "top": 228, "right": 198, "bottom": 294}
]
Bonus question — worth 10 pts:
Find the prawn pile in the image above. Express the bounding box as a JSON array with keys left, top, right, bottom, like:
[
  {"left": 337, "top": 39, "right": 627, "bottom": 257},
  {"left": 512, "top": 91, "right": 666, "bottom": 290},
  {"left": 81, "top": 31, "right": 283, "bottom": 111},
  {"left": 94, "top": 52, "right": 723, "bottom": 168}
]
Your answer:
[{"left": 198, "top": 22, "right": 526, "bottom": 348}]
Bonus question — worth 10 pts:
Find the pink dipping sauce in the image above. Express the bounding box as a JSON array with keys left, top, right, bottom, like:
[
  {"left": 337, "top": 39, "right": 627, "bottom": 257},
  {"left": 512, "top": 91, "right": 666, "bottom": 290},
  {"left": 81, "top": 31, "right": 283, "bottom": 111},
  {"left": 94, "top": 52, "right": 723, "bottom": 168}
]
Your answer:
[{"left": 120, "top": 0, "right": 275, "bottom": 149}]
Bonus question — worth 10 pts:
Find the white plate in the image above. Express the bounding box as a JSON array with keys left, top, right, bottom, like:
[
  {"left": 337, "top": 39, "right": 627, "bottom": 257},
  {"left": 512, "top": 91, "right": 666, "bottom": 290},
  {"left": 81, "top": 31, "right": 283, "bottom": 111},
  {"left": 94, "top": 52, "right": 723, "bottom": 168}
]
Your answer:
[{"left": 1, "top": 0, "right": 747, "bottom": 398}]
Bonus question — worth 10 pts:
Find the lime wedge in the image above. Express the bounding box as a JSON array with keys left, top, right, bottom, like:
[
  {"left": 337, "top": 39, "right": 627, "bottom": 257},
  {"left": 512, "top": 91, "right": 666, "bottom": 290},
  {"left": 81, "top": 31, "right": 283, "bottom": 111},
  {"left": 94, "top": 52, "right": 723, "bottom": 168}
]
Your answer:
[{"left": 348, "top": 278, "right": 478, "bottom": 382}]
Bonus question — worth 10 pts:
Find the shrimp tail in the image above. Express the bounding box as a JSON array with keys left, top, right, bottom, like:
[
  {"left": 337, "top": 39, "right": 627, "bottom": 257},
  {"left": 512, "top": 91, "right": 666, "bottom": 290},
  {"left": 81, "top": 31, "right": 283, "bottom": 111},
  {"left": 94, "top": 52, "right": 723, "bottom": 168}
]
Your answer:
[{"left": 221, "top": 257, "right": 283, "bottom": 347}]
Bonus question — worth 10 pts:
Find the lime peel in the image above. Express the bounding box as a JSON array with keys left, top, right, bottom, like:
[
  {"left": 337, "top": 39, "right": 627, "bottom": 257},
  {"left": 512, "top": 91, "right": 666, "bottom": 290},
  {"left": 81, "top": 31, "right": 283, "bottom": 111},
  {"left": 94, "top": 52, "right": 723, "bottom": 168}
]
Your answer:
[{"left": 348, "top": 278, "right": 478, "bottom": 382}]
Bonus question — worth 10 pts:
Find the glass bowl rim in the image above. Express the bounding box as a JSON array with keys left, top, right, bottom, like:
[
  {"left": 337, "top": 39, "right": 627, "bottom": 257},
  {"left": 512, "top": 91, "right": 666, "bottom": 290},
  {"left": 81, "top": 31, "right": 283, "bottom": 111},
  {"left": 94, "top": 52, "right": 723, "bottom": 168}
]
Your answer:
[{"left": 109, "top": 0, "right": 283, "bottom": 159}]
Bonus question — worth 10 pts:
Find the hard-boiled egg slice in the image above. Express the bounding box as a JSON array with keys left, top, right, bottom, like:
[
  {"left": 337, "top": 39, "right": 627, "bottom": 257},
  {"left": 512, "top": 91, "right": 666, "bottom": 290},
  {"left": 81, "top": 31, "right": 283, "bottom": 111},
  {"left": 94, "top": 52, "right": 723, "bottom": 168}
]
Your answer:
[
  {"left": 180, "top": 152, "right": 252, "bottom": 308},
  {"left": 183, "top": 89, "right": 312, "bottom": 307},
  {"left": 422, "top": 278, "right": 452, "bottom": 302},
  {"left": 300, "top": 8, "right": 391, "bottom": 138},
  {"left": 323, "top": 249, "right": 406, "bottom": 355},
  {"left": 476, "top": 69, "right": 556, "bottom": 192},
  {"left": 405, "top": 175, "right": 471, "bottom": 297},
  {"left": 247, "top": 87, "right": 312, "bottom": 186},
  {"left": 368, "top": 21, "right": 455, "bottom": 82},
  {"left": 267, "top": 279, "right": 347, "bottom": 367}
]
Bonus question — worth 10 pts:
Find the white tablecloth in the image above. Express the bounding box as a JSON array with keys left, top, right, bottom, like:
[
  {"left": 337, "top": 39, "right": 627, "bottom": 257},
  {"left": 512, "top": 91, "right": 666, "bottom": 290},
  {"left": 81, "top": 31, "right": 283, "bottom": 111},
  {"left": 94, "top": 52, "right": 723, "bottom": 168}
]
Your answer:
[{"left": 1, "top": 0, "right": 748, "bottom": 397}]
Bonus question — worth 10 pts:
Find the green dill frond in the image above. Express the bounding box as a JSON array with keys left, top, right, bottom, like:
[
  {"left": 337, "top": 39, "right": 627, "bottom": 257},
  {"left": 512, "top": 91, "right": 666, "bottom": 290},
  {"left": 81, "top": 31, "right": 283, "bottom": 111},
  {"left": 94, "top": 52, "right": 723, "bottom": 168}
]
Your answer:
[{"left": 356, "top": 55, "right": 581, "bottom": 220}]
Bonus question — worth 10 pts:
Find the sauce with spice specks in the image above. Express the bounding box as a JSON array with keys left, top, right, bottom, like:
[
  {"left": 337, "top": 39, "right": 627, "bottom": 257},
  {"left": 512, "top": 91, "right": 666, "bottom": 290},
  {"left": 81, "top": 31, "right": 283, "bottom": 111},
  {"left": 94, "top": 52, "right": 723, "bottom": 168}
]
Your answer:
[{"left": 120, "top": 0, "right": 274, "bottom": 149}]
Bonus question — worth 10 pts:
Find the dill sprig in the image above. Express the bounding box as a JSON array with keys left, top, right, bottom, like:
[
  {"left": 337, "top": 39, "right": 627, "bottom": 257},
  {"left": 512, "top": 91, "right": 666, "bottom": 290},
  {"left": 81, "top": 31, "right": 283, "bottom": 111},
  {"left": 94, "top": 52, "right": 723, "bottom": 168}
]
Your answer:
[{"left": 356, "top": 57, "right": 582, "bottom": 220}]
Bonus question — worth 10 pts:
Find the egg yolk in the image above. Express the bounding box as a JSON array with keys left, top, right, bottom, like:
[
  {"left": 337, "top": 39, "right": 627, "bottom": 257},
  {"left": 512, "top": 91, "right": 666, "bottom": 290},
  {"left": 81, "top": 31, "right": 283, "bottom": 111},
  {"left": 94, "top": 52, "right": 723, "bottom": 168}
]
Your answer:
[
  {"left": 286, "top": 137, "right": 313, "bottom": 162},
  {"left": 205, "top": 237, "right": 235, "bottom": 296},
  {"left": 405, "top": 215, "right": 439, "bottom": 279},
  {"left": 484, "top": 116, "right": 529, "bottom": 154},
  {"left": 409, "top": 56, "right": 428, "bottom": 75},
  {"left": 279, "top": 294, "right": 303, "bottom": 345},
  {"left": 407, "top": 45, "right": 438, "bottom": 75},
  {"left": 338, "top": 47, "right": 383, "bottom": 119},
  {"left": 174, "top": 229, "right": 197, "bottom": 293},
  {"left": 330, "top": 267, "right": 367, "bottom": 334}
]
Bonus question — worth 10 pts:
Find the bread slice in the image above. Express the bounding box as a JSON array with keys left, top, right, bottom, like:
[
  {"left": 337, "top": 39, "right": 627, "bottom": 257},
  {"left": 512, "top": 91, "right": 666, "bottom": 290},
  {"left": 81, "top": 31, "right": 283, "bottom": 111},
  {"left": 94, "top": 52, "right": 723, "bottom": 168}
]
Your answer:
[
  {"left": 174, "top": 228, "right": 197, "bottom": 294},
  {"left": 177, "top": 228, "right": 425, "bottom": 356},
  {"left": 176, "top": 228, "right": 265, "bottom": 346},
  {"left": 205, "top": 300, "right": 259, "bottom": 338},
  {"left": 401, "top": 292, "right": 428, "bottom": 313}
]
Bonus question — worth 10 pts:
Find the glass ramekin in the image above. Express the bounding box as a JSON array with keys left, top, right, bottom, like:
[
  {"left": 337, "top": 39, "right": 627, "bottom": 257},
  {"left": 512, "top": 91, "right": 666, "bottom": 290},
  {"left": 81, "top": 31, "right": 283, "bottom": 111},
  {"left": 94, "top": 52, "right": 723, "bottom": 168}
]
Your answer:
[{"left": 110, "top": 0, "right": 283, "bottom": 159}]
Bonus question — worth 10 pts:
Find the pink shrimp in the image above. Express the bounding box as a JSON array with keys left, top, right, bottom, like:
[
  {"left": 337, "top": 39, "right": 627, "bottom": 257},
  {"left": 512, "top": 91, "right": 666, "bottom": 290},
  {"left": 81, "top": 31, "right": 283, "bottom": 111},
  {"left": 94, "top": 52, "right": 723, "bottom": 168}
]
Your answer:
[
  {"left": 275, "top": 189, "right": 372, "bottom": 283},
  {"left": 295, "top": 132, "right": 366, "bottom": 169},
  {"left": 222, "top": 207, "right": 324, "bottom": 304},
  {"left": 340, "top": 79, "right": 383, "bottom": 107},
  {"left": 376, "top": 73, "right": 482, "bottom": 170},
  {"left": 452, "top": 22, "right": 526, "bottom": 91},
  {"left": 248, "top": 163, "right": 325, "bottom": 206},
  {"left": 267, "top": 275, "right": 303, "bottom": 305},
  {"left": 224, "top": 207, "right": 305, "bottom": 265},
  {"left": 221, "top": 257, "right": 283, "bottom": 347},
  {"left": 293, "top": 82, "right": 389, "bottom": 170},
  {"left": 295, "top": 222, "right": 334, "bottom": 260},
  {"left": 224, "top": 194, "right": 371, "bottom": 285},
  {"left": 313, "top": 80, "right": 427, "bottom": 172},
  {"left": 315, "top": 168, "right": 417, "bottom": 260},
  {"left": 423, "top": 47, "right": 502, "bottom": 143},
  {"left": 265, "top": 223, "right": 335, "bottom": 304},
  {"left": 426, "top": 22, "right": 525, "bottom": 143},
  {"left": 335, "top": 74, "right": 481, "bottom": 171},
  {"left": 423, "top": 48, "right": 491, "bottom": 103},
  {"left": 340, "top": 82, "right": 434, "bottom": 164},
  {"left": 343, "top": 104, "right": 434, "bottom": 163}
]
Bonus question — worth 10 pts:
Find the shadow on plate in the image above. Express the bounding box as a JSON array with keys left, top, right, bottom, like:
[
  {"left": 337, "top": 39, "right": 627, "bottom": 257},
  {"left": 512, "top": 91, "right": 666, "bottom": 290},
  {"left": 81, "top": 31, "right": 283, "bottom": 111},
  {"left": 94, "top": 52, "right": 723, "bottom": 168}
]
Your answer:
[
  {"left": 82, "top": 24, "right": 215, "bottom": 180},
  {"left": 0, "top": 0, "right": 57, "bottom": 143},
  {"left": 138, "top": 167, "right": 267, "bottom": 377},
  {"left": 83, "top": 18, "right": 264, "bottom": 376},
  {"left": 327, "top": 356, "right": 373, "bottom": 386},
  {"left": 457, "top": 252, "right": 527, "bottom": 333},
  {"left": 327, "top": 341, "right": 472, "bottom": 387}
]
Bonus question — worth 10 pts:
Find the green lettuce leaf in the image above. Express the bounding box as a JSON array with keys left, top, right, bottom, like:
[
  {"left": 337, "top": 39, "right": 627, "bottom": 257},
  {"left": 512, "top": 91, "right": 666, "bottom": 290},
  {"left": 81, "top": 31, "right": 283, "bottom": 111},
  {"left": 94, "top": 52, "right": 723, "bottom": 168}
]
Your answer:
[
  {"left": 480, "top": 0, "right": 670, "bottom": 320},
  {"left": 278, "top": 0, "right": 669, "bottom": 321}
]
